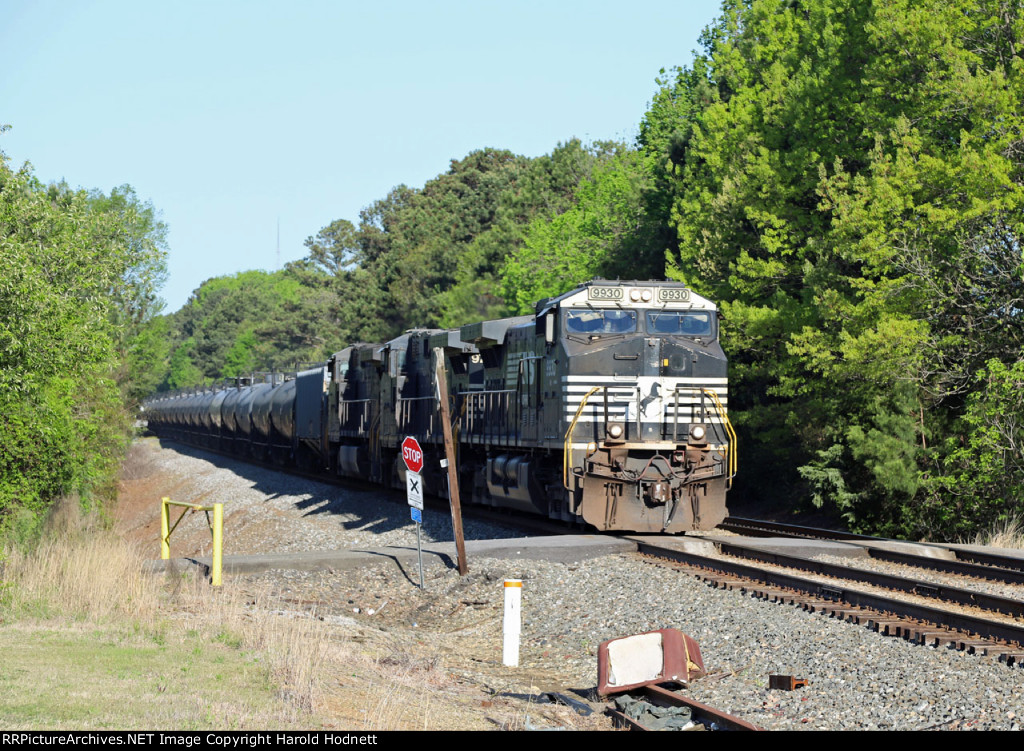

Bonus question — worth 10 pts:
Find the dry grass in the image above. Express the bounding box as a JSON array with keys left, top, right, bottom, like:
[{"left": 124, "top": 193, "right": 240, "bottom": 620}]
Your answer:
[
  {"left": 0, "top": 513, "right": 527, "bottom": 730},
  {"left": 968, "top": 515, "right": 1024, "bottom": 549},
  {"left": 0, "top": 502, "right": 341, "bottom": 727},
  {"left": 195, "top": 587, "right": 339, "bottom": 715},
  {"left": 1, "top": 449, "right": 613, "bottom": 731},
  {"left": 2, "top": 532, "right": 157, "bottom": 623}
]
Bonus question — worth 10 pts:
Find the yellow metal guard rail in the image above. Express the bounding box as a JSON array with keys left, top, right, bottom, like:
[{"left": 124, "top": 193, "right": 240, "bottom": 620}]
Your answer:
[
  {"left": 702, "top": 388, "right": 737, "bottom": 489},
  {"left": 562, "top": 386, "right": 738, "bottom": 490},
  {"left": 563, "top": 386, "right": 601, "bottom": 489},
  {"left": 160, "top": 497, "right": 223, "bottom": 586}
]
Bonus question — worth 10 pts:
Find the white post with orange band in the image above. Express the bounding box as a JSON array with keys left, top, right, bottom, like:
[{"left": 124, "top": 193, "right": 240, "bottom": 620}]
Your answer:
[{"left": 503, "top": 579, "right": 522, "bottom": 667}]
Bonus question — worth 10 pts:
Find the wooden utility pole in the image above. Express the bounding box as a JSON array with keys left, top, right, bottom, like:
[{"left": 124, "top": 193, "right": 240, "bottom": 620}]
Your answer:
[{"left": 434, "top": 348, "right": 468, "bottom": 575}]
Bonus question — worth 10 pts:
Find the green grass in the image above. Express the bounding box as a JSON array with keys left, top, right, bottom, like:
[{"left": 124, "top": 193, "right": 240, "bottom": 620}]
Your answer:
[{"left": 0, "top": 623, "right": 298, "bottom": 730}]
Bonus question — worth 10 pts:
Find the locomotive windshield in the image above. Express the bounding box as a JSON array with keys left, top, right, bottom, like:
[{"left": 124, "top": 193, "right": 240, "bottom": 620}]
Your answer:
[
  {"left": 564, "top": 308, "right": 714, "bottom": 338},
  {"left": 646, "top": 310, "right": 714, "bottom": 338},
  {"left": 565, "top": 309, "right": 637, "bottom": 334}
]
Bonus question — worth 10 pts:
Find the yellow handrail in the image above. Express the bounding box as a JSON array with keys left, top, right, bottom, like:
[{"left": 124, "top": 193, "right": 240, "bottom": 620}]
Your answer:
[
  {"left": 701, "top": 388, "right": 737, "bottom": 489},
  {"left": 160, "top": 497, "right": 223, "bottom": 586},
  {"left": 563, "top": 386, "right": 601, "bottom": 489}
]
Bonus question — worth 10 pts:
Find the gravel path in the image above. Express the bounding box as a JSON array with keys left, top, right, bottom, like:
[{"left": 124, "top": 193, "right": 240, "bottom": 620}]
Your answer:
[{"left": 121, "top": 438, "right": 1024, "bottom": 731}]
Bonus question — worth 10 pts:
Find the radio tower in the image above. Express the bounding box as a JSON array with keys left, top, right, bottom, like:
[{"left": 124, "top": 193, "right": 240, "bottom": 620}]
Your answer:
[{"left": 276, "top": 217, "right": 281, "bottom": 269}]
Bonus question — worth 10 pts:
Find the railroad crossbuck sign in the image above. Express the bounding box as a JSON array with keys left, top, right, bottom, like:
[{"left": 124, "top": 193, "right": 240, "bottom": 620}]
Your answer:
[
  {"left": 403, "top": 436, "right": 424, "bottom": 510},
  {"left": 406, "top": 471, "right": 423, "bottom": 510}
]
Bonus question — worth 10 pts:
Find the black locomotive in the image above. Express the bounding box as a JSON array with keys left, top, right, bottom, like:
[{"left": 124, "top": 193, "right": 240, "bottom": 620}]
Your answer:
[{"left": 144, "top": 280, "right": 735, "bottom": 533}]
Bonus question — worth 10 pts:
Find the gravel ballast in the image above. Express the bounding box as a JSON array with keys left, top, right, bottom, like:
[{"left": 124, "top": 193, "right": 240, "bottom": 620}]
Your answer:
[{"left": 122, "top": 438, "right": 1024, "bottom": 731}]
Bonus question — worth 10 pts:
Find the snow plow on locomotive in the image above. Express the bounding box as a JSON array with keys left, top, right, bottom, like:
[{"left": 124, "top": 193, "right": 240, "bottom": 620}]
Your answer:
[{"left": 144, "top": 280, "right": 735, "bottom": 533}]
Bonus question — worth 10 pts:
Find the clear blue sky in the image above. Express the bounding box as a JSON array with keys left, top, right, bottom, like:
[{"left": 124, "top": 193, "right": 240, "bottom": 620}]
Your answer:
[{"left": 1, "top": 0, "right": 722, "bottom": 313}]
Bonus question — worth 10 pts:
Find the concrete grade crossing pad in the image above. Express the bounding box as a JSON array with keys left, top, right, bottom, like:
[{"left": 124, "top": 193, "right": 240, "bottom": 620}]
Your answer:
[
  {"left": 145, "top": 532, "right": 892, "bottom": 579},
  {"left": 145, "top": 534, "right": 638, "bottom": 578},
  {"left": 633, "top": 533, "right": 872, "bottom": 560}
]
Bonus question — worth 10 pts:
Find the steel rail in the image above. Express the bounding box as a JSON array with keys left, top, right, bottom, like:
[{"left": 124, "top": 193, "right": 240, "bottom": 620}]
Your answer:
[
  {"left": 635, "top": 539, "right": 1024, "bottom": 650},
  {"left": 858, "top": 546, "right": 1024, "bottom": 586},
  {"left": 721, "top": 516, "right": 879, "bottom": 542},
  {"left": 713, "top": 539, "right": 1024, "bottom": 619},
  {"left": 722, "top": 517, "right": 1024, "bottom": 584},
  {"left": 607, "top": 684, "right": 765, "bottom": 731}
]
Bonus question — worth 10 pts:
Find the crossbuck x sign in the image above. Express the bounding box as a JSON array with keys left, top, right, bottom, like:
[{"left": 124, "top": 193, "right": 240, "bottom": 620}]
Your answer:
[{"left": 406, "top": 471, "right": 423, "bottom": 510}]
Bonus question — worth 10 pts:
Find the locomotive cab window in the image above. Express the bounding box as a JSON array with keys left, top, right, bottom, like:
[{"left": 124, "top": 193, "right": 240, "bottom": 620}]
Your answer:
[
  {"left": 389, "top": 349, "right": 406, "bottom": 377},
  {"left": 565, "top": 309, "right": 637, "bottom": 335},
  {"left": 646, "top": 311, "right": 714, "bottom": 338}
]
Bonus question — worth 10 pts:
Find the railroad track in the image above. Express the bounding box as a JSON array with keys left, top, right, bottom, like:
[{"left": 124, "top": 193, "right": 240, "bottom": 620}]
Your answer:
[
  {"left": 607, "top": 685, "right": 765, "bottom": 731},
  {"left": 635, "top": 536, "right": 1024, "bottom": 668},
  {"left": 721, "top": 516, "right": 1024, "bottom": 584}
]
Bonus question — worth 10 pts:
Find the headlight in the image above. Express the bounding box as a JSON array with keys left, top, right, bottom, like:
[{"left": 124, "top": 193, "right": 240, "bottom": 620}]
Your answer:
[
  {"left": 607, "top": 423, "right": 624, "bottom": 440},
  {"left": 690, "top": 424, "right": 706, "bottom": 442}
]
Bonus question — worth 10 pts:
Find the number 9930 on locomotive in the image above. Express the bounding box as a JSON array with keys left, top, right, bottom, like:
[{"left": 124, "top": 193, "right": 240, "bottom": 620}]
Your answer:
[{"left": 144, "top": 280, "right": 736, "bottom": 534}]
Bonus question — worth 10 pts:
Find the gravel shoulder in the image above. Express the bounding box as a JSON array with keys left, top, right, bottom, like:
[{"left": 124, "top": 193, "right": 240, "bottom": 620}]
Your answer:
[{"left": 119, "top": 437, "right": 1024, "bottom": 731}]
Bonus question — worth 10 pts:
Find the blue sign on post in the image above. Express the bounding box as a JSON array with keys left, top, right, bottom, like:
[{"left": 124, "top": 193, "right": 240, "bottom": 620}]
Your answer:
[{"left": 411, "top": 504, "right": 425, "bottom": 588}]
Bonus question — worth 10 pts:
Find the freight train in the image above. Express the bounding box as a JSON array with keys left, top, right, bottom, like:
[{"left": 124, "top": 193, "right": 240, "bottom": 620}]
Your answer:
[{"left": 143, "top": 280, "right": 735, "bottom": 533}]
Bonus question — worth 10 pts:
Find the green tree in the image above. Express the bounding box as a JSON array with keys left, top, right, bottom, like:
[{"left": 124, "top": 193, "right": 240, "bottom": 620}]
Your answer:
[
  {"left": 439, "top": 139, "right": 622, "bottom": 324},
  {"left": 660, "top": 0, "right": 1024, "bottom": 536},
  {"left": 158, "top": 267, "right": 355, "bottom": 387},
  {"left": 302, "top": 219, "right": 360, "bottom": 276},
  {"left": 376, "top": 148, "right": 529, "bottom": 327},
  {"left": 87, "top": 185, "right": 170, "bottom": 402},
  {"left": 0, "top": 150, "right": 168, "bottom": 531},
  {"left": 814, "top": 0, "right": 1024, "bottom": 533},
  {"left": 501, "top": 147, "right": 660, "bottom": 312}
]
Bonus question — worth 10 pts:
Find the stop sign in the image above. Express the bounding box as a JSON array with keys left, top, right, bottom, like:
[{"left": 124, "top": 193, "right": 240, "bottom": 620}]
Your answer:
[{"left": 401, "top": 436, "right": 424, "bottom": 473}]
